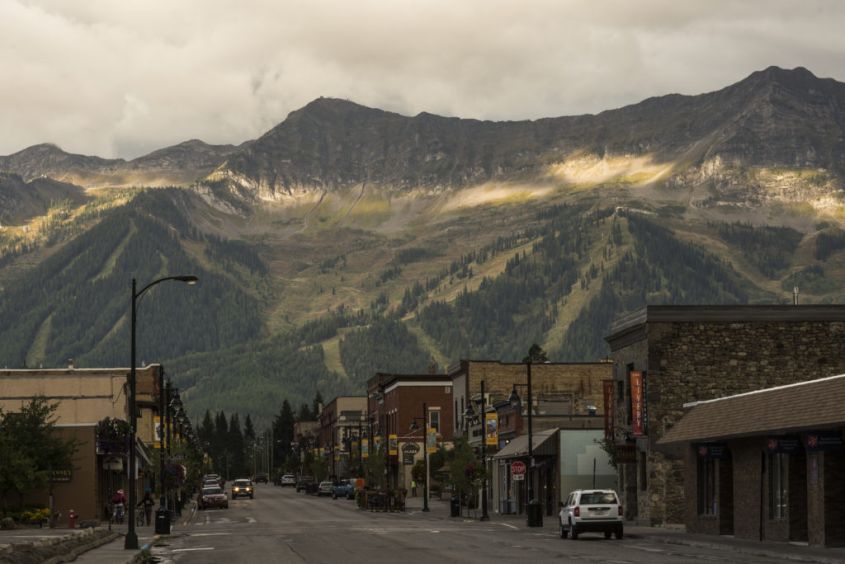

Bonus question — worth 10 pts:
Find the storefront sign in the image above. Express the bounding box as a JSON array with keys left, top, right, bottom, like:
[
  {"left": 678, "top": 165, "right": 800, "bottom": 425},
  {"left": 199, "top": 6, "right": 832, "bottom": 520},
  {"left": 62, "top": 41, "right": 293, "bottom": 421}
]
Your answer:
[
  {"left": 402, "top": 443, "right": 419, "bottom": 465},
  {"left": 485, "top": 413, "right": 498, "bottom": 446},
  {"left": 767, "top": 436, "right": 801, "bottom": 454},
  {"left": 361, "top": 438, "right": 369, "bottom": 459},
  {"left": 388, "top": 434, "right": 398, "bottom": 456},
  {"left": 630, "top": 371, "right": 646, "bottom": 436},
  {"left": 426, "top": 427, "right": 437, "bottom": 454},
  {"left": 696, "top": 443, "right": 729, "bottom": 459},
  {"left": 802, "top": 431, "right": 844, "bottom": 452},
  {"left": 49, "top": 469, "right": 72, "bottom": 482},
  {"left": 102, "top": 456, "right": 124, "bottom": 471}
]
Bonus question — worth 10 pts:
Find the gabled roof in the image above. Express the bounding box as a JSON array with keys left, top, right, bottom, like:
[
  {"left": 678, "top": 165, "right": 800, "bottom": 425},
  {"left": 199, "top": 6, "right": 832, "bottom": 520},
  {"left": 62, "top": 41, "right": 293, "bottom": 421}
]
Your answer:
[{"left": 659, "top": 374, "right": 845, "bottom": 444}]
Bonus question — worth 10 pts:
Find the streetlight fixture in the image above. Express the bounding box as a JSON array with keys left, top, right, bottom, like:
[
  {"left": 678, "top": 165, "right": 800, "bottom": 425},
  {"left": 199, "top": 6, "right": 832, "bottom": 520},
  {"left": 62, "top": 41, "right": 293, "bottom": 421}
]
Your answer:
[
  {"left": 408, "top": 403, "right": 430, "bottom": 512},
  {"left": 126, "top": 275, "right": 198, "bottom": 550},
  {"left": 508, "top": 344, "right": 547, "bottom": 528},
  {"left": 464, "top": 381, "right": 490, "bottom": 521}
]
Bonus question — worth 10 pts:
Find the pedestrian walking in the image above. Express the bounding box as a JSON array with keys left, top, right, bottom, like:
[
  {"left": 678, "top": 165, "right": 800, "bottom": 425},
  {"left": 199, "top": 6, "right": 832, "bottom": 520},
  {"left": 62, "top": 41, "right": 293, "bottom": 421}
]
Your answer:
[{"left": 138, "top": 490, "right": 155, "bottom": 526}]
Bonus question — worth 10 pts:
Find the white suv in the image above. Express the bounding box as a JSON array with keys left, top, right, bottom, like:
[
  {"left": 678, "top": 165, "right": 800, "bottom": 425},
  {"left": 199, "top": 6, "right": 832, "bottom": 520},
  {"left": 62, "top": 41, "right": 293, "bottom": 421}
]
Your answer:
[{"left": 559, "top": 489, "right": 623, "bottom": 540}]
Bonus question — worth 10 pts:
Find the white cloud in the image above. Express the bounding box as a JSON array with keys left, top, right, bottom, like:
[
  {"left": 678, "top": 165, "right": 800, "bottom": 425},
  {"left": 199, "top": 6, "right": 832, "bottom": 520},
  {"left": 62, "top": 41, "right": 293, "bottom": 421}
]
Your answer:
[{"left": 2, "top": 0, "right": 844, "bottom": 158}]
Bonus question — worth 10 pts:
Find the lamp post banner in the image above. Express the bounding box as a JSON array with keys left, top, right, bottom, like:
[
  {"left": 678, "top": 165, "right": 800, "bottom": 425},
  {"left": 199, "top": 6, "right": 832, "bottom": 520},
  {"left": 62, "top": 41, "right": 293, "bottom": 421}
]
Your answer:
[
  {"left": 484, "top": 413, "right": 498, "bottom": 446},
  {"left": 362, "top": 438, "right": 369, "bottom": 459},
  {"left": 388, "top": 434, "right": 398, "bottom": 456},
  {"left": 154, "top": 416, "right": 163, "bottom": 449},
  {"left": 426, "top": 428, "right": 437, "bottom": 453}
]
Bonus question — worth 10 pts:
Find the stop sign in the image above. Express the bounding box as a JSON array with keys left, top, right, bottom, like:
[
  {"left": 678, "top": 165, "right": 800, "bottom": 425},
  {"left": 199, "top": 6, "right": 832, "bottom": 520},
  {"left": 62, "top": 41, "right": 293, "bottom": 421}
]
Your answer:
[{"left": 511, "top": 461, "right": 526, "bottom": 475}]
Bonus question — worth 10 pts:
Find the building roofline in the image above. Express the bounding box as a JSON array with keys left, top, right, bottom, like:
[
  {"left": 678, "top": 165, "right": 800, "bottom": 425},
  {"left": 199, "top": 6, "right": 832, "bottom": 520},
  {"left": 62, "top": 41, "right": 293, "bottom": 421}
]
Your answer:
[
  {"left": 446, "top": 359, "right": 612, "bottom": 376},
  {"left": 606, "top": 305, "right": 845, "bottom": 343},
  {"left": 682, "top": 373, "right": 845, "bottom": 409},
  {"left": 0, "top": 364, "right": 162, "bottom": 376}
]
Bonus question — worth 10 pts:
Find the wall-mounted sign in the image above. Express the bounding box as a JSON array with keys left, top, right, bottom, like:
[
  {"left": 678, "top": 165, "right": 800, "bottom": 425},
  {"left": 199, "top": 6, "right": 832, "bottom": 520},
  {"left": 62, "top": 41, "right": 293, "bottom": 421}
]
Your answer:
[
  {"left": 802, "top": 431, "right": 844, "bottom": 452},
  {"left": 767, "top": 437, "right": 801, "bottom": 454},
  {"left": 402, "top": 443, "right": 420, "bottom": 465},
  {"left": 630, "top": 371, "right": 646, "bottom": 436},
  {"left": 485, "top": 413, "right": 498, "bottom": 446},
  {"left": 102, "top": 456, "right": 123, "bottom": 471},
  {"left": 49, "top": 469, "right": 72, "bottom": 482},
  {"left": 696, "top": 443, "right": 729, "bottom": 460}
]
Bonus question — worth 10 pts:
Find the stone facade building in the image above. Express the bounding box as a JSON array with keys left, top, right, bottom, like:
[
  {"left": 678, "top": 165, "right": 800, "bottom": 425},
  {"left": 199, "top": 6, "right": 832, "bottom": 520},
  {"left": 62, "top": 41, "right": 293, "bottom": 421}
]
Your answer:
[
  {"left": 605, "top": 305, "right": 845, "bottom": 525},
  {"left": 660, "top": 374, "right": 845, "bottom": 547},
  {"left": 318, "top": 396, "right": 367, "bottom": 479}
]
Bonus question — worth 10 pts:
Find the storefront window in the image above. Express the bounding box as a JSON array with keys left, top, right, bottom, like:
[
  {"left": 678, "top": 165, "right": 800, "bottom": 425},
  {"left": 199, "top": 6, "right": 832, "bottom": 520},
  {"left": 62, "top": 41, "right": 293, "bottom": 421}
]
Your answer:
[
  {"left": 697, "top": 457, "right": 717, "bottom": 516},
  {"left": 768, "top": 453, "right": 787, "bottom": 519}
]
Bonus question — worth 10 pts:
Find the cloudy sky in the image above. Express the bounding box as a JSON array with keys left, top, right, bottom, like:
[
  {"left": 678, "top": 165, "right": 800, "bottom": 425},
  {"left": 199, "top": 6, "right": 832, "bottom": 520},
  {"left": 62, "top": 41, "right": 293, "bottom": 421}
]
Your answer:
[{"left": 2, "top": 0, "right": 844, "bottom": 159}]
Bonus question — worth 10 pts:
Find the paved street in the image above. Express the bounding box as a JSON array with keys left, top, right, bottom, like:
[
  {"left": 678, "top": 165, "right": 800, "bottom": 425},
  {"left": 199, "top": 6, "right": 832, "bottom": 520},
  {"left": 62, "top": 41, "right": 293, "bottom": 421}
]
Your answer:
[{"left": 149, "top": 484, "right": 815, "bottom": 563}]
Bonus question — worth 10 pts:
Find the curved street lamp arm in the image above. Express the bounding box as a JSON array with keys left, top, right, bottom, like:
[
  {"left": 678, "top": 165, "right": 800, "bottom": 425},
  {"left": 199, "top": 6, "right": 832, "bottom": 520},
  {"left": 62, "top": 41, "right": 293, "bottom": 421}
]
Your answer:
[{"left": 135, "top": 275, "right": 198, "bottom": 300}]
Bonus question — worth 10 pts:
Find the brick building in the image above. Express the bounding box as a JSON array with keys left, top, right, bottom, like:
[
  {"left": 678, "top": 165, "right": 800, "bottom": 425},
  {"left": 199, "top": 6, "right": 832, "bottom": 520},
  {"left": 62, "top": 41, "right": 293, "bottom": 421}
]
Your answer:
[
  {"left": 660, "top": 375, "right": 845, "bottom": 547},
  {"left": 318, "top": 396, "right": 367, "bottom": 479},
  {"left": 366, "top": 372, "right": 454, "bottom": 490},
  {"left": 605, "top": 305, "right": 845, "bottom": 525}
]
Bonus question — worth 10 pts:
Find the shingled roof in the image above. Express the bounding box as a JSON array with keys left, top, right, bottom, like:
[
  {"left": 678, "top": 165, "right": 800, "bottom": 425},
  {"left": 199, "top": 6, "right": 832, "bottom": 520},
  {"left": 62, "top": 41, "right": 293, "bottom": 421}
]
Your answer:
[{"left": 659, "top": 374, "right": 845, "bottom": 444}]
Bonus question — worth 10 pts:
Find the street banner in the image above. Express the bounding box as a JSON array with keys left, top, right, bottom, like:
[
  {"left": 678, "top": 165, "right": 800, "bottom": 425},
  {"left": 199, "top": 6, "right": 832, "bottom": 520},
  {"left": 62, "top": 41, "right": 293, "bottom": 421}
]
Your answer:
[
  {"left": 426, "top": 427, "right": 437, "bottom": 454},
  {"left": 602, "top": 380, "right": 614, "bottom": 439},
  {"left": 362, "top": 438, "right": 369, "bottom": 459},
  {"left": 484, "top": 412, "right": 498, "bottom": 446},
  {"left": 351, "top": 440, "right": 358, "bottom": 452},
  {"left": 388, "top": 434, "right": 398, "bottom": 456},
  {"left": 154, "top": 416, "right": 162, "bottom": 448},
  {"left": 630, "top": 371, "right": 645, "bottom": 436}
]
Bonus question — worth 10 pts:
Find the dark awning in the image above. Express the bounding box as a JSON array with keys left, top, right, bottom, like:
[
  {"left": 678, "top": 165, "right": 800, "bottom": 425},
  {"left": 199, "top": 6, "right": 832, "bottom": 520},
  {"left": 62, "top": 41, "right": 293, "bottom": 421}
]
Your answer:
[
  {"left": 659, "top": 374, "right": 845, "bottom": 445},
  {"left": 493, "top": 428, "right": 557, "bottom": 459}
]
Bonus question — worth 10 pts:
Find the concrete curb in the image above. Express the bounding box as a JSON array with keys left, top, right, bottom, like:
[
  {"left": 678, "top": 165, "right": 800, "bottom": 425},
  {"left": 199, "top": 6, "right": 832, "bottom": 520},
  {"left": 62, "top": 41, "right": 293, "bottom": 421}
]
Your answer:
[{"left": 39, "top": 530, "right": 119, "bottom": 564}]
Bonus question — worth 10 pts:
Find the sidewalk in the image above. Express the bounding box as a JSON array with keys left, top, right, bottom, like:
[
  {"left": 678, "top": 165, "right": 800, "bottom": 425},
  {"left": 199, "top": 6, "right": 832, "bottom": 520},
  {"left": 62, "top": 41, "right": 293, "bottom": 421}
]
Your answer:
[{"left": 402, "top": 495, "right": 845, "bottom": 564}]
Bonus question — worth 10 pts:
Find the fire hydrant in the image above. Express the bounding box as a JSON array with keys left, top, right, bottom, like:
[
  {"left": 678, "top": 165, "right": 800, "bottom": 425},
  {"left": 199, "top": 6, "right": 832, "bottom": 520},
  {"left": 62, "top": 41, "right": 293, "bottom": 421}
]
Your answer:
[{"left": 68, "top": 509, "right": 77, "bottom": 529}]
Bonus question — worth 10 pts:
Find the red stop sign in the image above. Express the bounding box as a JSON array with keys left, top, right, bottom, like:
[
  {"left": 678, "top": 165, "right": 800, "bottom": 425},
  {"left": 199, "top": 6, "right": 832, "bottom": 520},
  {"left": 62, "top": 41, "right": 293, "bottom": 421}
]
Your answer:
[{"left": 511, "top": 461, "right": 526, "bottom": 475}]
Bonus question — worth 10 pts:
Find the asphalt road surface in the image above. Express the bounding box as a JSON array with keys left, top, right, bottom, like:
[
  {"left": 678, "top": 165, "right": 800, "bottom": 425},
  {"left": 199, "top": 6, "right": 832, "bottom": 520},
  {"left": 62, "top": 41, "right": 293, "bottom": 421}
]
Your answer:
[{"left": 150, "top": 484, "right": 798, "bottom": 563}]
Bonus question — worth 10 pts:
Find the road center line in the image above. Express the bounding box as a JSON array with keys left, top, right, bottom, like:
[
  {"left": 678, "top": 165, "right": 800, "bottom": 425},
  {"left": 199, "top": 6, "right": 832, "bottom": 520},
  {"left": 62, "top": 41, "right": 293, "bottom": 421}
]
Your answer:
[
  {"left": 499, "top": 523, "right": 519, "bottom": 529},
  {"left": 172, "top": 547, "right": 216, "bottom": 552}
]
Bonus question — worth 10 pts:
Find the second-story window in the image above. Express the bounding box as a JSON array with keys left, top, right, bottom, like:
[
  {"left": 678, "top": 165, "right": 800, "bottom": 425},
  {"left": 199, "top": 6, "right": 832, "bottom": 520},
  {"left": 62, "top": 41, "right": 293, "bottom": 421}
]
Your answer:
[{"left": 429, "top": 409, "right": 440, "bottom": 433}]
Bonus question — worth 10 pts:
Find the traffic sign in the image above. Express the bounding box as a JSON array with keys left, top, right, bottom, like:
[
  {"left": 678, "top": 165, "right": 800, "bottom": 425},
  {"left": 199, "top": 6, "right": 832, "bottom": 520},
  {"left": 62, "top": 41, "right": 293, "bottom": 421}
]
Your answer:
[{"left": 511, "top": 460, "right": 526, "bottom": 481}]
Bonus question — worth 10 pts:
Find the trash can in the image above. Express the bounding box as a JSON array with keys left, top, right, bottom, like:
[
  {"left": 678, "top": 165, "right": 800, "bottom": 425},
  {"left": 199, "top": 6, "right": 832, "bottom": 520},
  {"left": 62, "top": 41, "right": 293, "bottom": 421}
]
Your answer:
[
  {"left": 450, "top": 495, "right": 461, "bottom": 517},
  {"left": 155, "top": 509, "right": 171, "bottom": 535},
  {"left": 526, "top": 500, "right": 543, "bottom": 527}
]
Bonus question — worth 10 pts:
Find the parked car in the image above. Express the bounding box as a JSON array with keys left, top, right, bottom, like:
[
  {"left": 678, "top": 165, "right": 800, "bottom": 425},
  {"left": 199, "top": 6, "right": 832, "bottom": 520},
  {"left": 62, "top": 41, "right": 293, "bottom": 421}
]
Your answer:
[
  {"left": 559, "top": 489, "right": 623, "bottom": 540},
  {"left": 254, "top": 473, "right": 269, "bottom": 484},
  {"left": 280, "top": 474, "right": 297, "bottom": 487},
  {"left": 231, "top": 479, "right": 254, "bottom": 499},
  {"left": 296, "top": 476, "right": 315, "bottom": 493},
  {"left": 331, "top": 480, "right": 355, "bottom": 500},
  {"left": 199, "top": 486, "right": 228, "bottom": 510},
  {"left": 317, "top": 481, "right": 334, "bottom": 496}
]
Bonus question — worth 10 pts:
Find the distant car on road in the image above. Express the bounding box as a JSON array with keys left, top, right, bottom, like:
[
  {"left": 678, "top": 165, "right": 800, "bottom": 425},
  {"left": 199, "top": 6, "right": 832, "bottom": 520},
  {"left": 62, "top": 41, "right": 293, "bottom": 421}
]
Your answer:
[
  {"left": 332, "top": 480, "right": 355, "bottom": 500},
  {"left": 254, "top": 473, "right": 269, "bottom": 484},
  {"left": 199, "top": 486, "right": 228, "bottom": 510},
  {"left": 231, "top": 479, "right": 254, "bottom": 499},
  {"left": 559, "top": 489, "right": 623, "bottom": 540},
  {"left": 296, "top": 476, "right": 315, "bottom": 493},
  {"left": 280, "top": 474, "right": 297, "bottom": 487},
  {"left": 317, "top": 481, "right": 334, "bottom": 496}
]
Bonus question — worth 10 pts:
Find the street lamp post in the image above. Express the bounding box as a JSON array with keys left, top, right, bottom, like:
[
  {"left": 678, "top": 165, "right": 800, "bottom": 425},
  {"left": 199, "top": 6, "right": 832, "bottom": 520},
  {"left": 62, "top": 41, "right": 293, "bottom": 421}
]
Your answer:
[
  {"left": 409, "top": 403, "right": 430, "bottom": 512},
  {"left": 126, "top": 275, "right": 197, "bottom": 550},
  {"left": 509, "top": 351, "right": 542, "bottom": 527},
  {"left": 463, "top": 381, "right": 490, "bottom": 521}
]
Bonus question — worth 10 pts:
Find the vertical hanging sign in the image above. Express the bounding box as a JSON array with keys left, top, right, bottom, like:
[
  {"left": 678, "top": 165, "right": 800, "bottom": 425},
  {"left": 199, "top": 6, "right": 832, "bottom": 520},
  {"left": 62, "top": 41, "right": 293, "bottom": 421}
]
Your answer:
[
  {"left": 361, "top": 438, "right": 369, "bottom": 459},
  {"left": 388, "top": 434, "right": 398, "bottom": 456},
  {"left": 484, "top": 413, "right": 498, "bottom": 446},
  {"left": 154, "top": 416, "right": 162, "bottom": 448},
  {"left": 426, "top": 427, "right": 437, "bottom": 454},
  {"left": 630, "top": 371, "right": 645, "bottom": 436},
  {"left": 602, "top": 380, "right": 614, "bottom": 439}
]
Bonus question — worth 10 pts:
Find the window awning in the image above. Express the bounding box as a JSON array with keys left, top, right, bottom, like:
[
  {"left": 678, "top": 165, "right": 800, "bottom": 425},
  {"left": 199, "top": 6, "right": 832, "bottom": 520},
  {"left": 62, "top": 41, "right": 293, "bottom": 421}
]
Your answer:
[
  {"left": 493, "top": 428, "right": 557, "bottom": 459},
  {"left": 659, "top": 374, "right": 845, "bottom": 445}
]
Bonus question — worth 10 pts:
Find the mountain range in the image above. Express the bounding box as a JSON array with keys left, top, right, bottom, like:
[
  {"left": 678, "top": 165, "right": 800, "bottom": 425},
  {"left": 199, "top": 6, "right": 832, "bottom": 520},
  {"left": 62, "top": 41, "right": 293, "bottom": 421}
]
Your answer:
[{"left": 1, "top": 66, "right": 844, "bottom": 425}]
